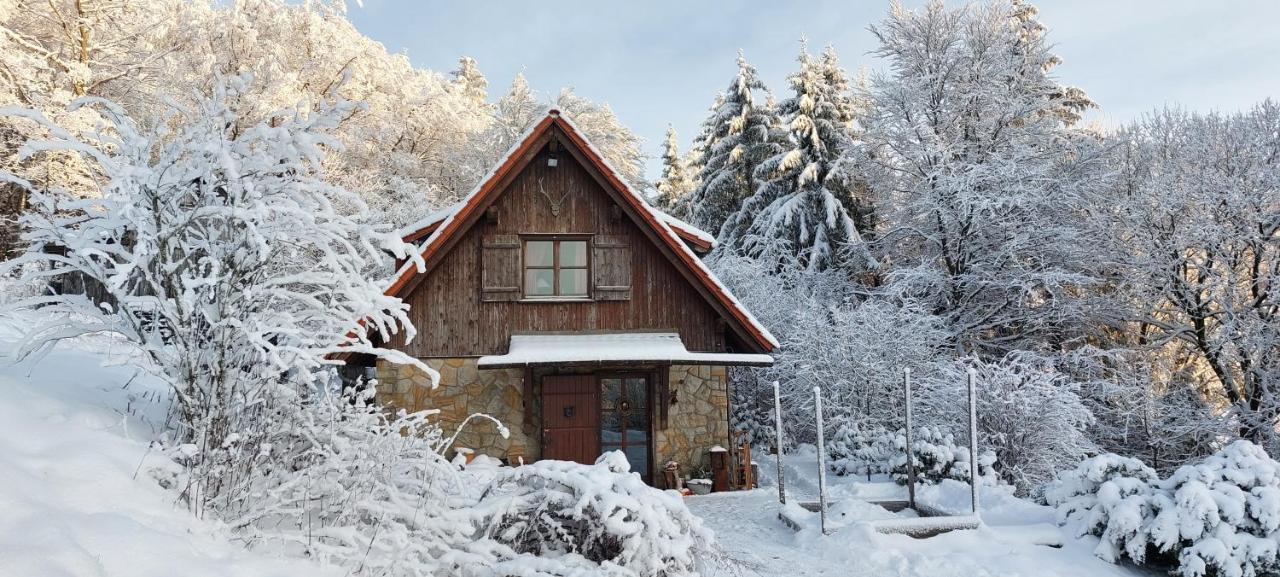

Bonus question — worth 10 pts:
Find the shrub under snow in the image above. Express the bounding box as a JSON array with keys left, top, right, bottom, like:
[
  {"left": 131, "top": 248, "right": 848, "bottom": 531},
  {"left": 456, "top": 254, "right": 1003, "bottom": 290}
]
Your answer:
[
  {"left": 1043, "top": 453, "right": 1161, "bottom": 564},
  {"left": 470, "top": 451, "right": 717, "bottom": 577},
  {"left": 828, "top": 420, "right": 896, "bottom": 479},
  {"left": 890, "top": 426, "right": 999, "bottom": 488},
  {"left": 1047, "top": 441, "right": 1280, "bottom": 577}
]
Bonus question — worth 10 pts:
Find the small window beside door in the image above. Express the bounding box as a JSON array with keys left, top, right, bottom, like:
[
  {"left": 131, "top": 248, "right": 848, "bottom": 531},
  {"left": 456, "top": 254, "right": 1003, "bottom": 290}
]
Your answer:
[{"left": 523, "top": 238, "right": 589, "bottom": 299}]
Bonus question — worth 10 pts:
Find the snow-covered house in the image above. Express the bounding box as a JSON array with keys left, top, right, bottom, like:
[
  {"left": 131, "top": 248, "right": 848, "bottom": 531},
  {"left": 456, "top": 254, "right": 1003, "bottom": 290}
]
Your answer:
[{"left": 370, "top": 110, "right": 776, "bottom": 485}]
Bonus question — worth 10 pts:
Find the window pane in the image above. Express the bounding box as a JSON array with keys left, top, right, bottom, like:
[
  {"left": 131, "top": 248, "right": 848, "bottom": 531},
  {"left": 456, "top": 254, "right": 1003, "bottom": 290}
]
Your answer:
[
  {"left": 526, "top": 240, "right": 554, "bottom": 267},
  {"left": 626, "top": 378, "right": 648, "bottom": 410},
  {"left": 560, "top": 240, "right": 587, "bottom": 267},
  {"left": 601, "top": 378, "right": 622, "bottom": 410},
  {"left": 559, "top": 269, "right": 588, "bottom": 296},
  {"left": 525, "top": 269, "right": 554, "bottom": 296},
  {"left": 624, "top": 445, "right": 649, "bottom": 477}
]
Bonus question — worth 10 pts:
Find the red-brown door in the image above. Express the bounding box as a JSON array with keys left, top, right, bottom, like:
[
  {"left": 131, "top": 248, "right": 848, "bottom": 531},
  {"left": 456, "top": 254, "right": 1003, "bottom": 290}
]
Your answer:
[{"left": 541, "top": 374, "right": 600, "bottom": 465}]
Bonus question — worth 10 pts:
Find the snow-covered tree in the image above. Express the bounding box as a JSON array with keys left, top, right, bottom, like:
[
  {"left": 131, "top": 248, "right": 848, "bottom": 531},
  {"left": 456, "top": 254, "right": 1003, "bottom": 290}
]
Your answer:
[
  {"left": 555, "top": 87, "right": 649, "bottom": 193},
  {"left": 891, "top": 426, "right": 999, "bottom": 487},
  {"left": 1066, "top": 347, "right": 1231, "bottom": 474},
  {"left": 863, "top": 0, "right": 1105, "bottom": 354},
  {"left": 486, "top": 72, "right": 544, "bottom": 158},
  {"left": 654, "top": 125, "right": 696, "bottom": 216},
  {"left": 684, "top": 53, "right": 788, "bottom": 237},
  {"left": 1096, "top": 103, "right": 1280, "bottom": 449},
  {"left": 721, "top": 43, "right": 872, "bottom": 273},
  {"left": 916, "top": 353, "right": 1095, "bottom": 494},
  {"left": 0, "top": 76, "right": 430, "bottom": 513},
  {"left": 451, "top": 56, "right": 491, "bottom": 109},
  {"left": 711, "top": 252, "right": 947, "bottom": 445},
  {"left": 0, "top": 0, "right": 200, "bottom": 254}
]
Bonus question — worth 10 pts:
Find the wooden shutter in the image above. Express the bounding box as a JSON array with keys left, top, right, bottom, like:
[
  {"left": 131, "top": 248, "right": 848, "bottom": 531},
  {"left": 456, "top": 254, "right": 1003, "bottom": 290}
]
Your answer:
[
  {"left": 481, "top": 234, "right": 521, "bottom": 302},
  {"left": 591, "top": 235, "right": 632, "bottom": 301}
]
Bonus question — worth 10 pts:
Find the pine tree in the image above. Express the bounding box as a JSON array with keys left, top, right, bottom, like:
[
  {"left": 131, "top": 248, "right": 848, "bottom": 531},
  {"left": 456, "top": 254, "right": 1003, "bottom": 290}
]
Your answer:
[
  {"left": 451, "top": 56, "right": 491, "bottom": 110},
  {"left": 685, "top": 53, "right": 788, "bottom": 238},
  {"left": 484, "top": 72, "right": 543, "bottom": 162},
  {"left": 655, "top": 125, "right": 696, "bottom": 216},
  {"left": 722, "top": 43, "right": 872, "bottom": 273}
]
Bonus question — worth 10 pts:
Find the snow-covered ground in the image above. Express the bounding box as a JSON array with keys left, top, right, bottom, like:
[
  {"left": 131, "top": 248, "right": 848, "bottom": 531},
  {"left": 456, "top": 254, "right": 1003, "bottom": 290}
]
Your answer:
[
  {"left": 0, "top": 322, "right": 339, "bottom": 577},
  {"left": 686, "top": 450, "right": 1152, "bottom": 577},
  {"left": 0, "top": 320, "right": 1147, "bottom": 577}
]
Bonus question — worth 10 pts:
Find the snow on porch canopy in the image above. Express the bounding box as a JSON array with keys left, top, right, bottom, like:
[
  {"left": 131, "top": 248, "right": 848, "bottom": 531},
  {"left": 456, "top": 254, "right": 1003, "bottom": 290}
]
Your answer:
[{"left": 476, "top": 332, "right": 774, "bottom": 369}]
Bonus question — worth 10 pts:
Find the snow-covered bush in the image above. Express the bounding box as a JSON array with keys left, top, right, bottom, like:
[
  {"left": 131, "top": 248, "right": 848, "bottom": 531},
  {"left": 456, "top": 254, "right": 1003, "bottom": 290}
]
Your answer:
[
  {"left": 218, "top": 381, "right": 504, "bottom": 574},
  {"left": 1150, "top": 441, "right": 1280, "bottom": 577},
  {"left": 470, "top": 451, "right": 717, "bottom": 577},
  {"left": 828, "top": 420, "right": 896, "bottom": 479},
  {"left": 1043, "top": 453, "right": 1161, "bottom": 564},
  {"left": 890, "top": 426, "right": 998, "bottom": 487},
  {"left": 1048, "top": 442, "right": 1280, "bottom": 577},
  {"left": 917, "top": 353, "right": 1095, "bottom": 494}
]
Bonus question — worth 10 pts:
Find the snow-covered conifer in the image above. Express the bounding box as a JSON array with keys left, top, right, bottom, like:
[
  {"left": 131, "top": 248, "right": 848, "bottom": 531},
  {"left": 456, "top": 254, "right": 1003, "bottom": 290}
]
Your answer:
[
  {"left": 655, "top": 125, "right": 696, "bottom": 217},
  {"left": 721, "top": 42, "right": 873, "bottom": 273},
  {"left": 684, "top": 53, "right": 788, "bottom": 237}
]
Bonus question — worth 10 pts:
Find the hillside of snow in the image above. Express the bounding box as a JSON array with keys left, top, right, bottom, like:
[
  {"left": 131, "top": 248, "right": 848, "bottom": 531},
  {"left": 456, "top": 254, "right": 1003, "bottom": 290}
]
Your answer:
[{"left": 0, "top": 322, "right": 339, "bottom": 577}]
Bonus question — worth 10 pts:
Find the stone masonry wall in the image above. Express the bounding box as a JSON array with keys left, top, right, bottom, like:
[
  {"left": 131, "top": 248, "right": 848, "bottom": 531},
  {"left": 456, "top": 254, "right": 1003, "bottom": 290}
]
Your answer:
[
  {"left": 654, "top": 365, "right": 730, "bottom": 477},
  {"left": 376, "top": 358, "right": 530, "bottom": 463},
  {"left": 375, "top": 359, "right": 730, "bottom": 479}
]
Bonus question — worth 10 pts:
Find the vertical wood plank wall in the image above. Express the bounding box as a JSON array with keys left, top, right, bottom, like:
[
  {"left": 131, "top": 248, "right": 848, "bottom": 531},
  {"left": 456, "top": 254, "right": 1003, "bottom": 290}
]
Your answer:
[{"left": 388, "top": 140, "right": 727, "bottom": 357}]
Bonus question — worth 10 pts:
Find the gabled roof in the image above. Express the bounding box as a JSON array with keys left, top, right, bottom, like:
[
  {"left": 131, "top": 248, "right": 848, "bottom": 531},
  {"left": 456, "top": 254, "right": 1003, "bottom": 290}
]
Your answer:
[{"left": 385, "top": 109, "right": 778, "bottom": 353}]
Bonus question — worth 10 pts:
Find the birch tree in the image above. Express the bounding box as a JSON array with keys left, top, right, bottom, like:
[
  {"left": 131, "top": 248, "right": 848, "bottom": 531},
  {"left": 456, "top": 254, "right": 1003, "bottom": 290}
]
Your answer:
[{"left": 863, "top": 0, "right": 1104, "bottom": 353}]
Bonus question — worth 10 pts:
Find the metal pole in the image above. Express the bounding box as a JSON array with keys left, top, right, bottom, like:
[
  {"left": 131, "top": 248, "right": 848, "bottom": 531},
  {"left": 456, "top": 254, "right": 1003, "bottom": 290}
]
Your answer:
[
  {"left": 772, "top": 380, "right": 786, "bottom": 505},
  {"left": 968, "top": 368, "right": 980, "bottom": 516},
  {"left": 904, "top": 367, "right": 916, "bottom": 510},
  {"left": 814, "top": 385, "right": 828, "bottom": 535}
]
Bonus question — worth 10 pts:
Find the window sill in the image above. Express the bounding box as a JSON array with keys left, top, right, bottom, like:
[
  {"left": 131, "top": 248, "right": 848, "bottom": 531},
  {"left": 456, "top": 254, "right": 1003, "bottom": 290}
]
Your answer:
[{"left": 518, "top": 297, "right": 594, "bottom": 304}]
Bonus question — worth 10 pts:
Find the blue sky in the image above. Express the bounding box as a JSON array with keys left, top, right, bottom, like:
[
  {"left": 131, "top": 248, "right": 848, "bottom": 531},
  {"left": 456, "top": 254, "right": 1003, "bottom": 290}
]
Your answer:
[{"left": 346, "top": 1, "right": 1280, "bottom": 181}]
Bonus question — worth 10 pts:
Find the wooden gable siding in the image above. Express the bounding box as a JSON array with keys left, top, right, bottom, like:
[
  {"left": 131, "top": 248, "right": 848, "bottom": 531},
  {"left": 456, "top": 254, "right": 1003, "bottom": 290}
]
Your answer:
[{"left": 387, "top": 140, "right": 726, "bottom": 357}]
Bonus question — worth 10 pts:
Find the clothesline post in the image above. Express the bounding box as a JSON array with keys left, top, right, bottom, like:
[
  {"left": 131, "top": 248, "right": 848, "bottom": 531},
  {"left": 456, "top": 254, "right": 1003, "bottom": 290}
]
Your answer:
[
  {"left": 773, "top": 380, "right": 786, "bottom": 505},
  {"left": 904, "top": 367, "right": 916, "bottom": 510},
  {"left": 968, "top": 368, "right": 980, "bottom": 516},
  {"left": 814, "top": 385, "right": 828, "bottom": 535}
]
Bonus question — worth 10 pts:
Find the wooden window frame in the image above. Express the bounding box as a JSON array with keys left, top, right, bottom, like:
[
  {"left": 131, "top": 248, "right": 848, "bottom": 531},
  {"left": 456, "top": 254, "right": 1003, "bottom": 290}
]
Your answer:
[{"left": 521, "top": 235, "right": 592, "bottom": 301}]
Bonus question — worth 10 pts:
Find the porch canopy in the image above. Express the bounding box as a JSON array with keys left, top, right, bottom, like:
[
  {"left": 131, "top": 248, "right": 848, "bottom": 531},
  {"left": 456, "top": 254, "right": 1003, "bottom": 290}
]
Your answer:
[{"left": 476, "top": 332, "right": 774, "bottom": 369}]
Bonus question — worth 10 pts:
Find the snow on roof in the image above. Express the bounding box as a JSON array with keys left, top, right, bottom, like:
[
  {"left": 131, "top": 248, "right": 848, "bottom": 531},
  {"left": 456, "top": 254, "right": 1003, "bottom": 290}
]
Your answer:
[
  {"left": 476, "top": 332, "right": 773, "bottom": 368},
  {"left": 656, "top": 211, "right": 716, "bottom": 250},
  {"left": 400, "top": 202, "right": 462, "bottom": 240}
]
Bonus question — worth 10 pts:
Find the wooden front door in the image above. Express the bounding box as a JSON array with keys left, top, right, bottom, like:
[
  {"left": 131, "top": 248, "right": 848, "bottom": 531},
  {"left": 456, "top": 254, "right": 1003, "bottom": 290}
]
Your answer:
[
  {"left": 599, "top": 374, "right": 652, "bottom": 482},
  {"left": 541, "top": 374, "right": 600, "bottom": 465}
]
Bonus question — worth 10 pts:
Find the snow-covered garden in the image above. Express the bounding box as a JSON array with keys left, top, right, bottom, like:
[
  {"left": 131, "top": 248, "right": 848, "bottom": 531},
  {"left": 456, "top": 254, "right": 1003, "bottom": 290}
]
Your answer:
[{"left": 3, "top": 0, "right": 1279, "bottom": 576}]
